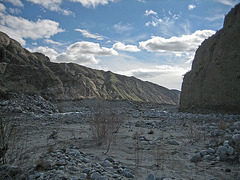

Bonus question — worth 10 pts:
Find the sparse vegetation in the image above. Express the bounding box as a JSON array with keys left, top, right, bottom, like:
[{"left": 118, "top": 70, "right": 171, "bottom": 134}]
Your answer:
[
  {"left": 217, "top": 120, "right": 227, "bottom": 130},
  {"left": 90, "top": 101, "right": 125, "bottom": 154},
  {"left": 133, "top": 130, "right": 142, "bottom": 168},
  {"left": 0, "top": 113, "right": 14, "bottom": 164}
]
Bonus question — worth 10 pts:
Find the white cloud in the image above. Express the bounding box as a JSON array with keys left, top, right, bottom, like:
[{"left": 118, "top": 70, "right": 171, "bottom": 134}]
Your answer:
[
  {"left": 127, "top": 65, "right": 187, "bottom": 78},
  {"left": 144, "top": 9, "right": 157, "bottom": 16},
  {"left": 137, "top": 0, "right": 145, "bottom": 2},
  {"left": 8, "top": 8, "right": 22, "bottom": 14},
  {"left": 69, "top": 0, "right": 118, "bottom": 8},
  {"left": 123, "top": 34, "right": 149, "bottom": 44},
  {"left": 188, "top": 4, "right": 196, "bottom": 10},
  {"left": 26, "top": 0, "right": 73, "bottom": 16},
  {"left": 9, "top": 0, "right": 118, "bottom": 12},
  {"left": 75, "top": 29, "right": 106, "bottom": 40},
  {"left": 204, "top": 14, "right": 225, "bottom": 21},
  {"left": 103, "top": 56, "right": 189, "bottom": 89},
  {"left": 145, "top": 11, "right": 181, "bottom": 32},
  {"left": 0, "top": 4, "right": 6, "bottom": 12},
  {"left": 145, "top": 18, "right": 162, "bottom": 27},
  {"left": 0, "top": 13, "right": 64, "bottom": 46},
  {"left": 30, "top": 46, "right": 59, "bottom": 60},
  {"left": 113, "top": 42, "right": 140, "bottom": 52},
  {"left": 139, "top": 30, "right": 216, "bottom": 53},
  {"left": 44, "top": 39, "right": 62, "bottom": 45},
  {"left": 66, "top": 41, "right": 118, "bottom": 56},
  {"left": 57, "top": 53, "right": 100, "bottom": 65},
  {"left": 215, "top": 0, "right": 238, "bottom": 6},
  {"left": 144, "top": 9, "right": 162, "bottom": 27},
  {"left": 5, "top": 0, "right": 24, "bottom": 7},
  {"left": 113, "top": 22, "right": 133, "bottom": 33},
  {"left": 125, "top": 65, "right": 188, "bottom": 89},
  {"left": 55, "top": 41, "right": 118, "bottom": 65}
]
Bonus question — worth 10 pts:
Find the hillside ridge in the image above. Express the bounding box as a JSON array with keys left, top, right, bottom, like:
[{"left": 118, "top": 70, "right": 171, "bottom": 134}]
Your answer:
[{"left": 0, "top": 31, "right": 179, "bottom": 105}]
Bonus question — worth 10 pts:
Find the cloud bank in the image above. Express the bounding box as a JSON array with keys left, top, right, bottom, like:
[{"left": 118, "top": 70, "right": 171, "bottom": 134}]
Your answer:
[
  {"left": 139, "top": 30, "right": 216, "bottom": 53},
  {"left": 26, "top": 0, "right": 73, "bottom": 16},
  {"left": 69, "top": 0, "right": 118, "bottom": 8},
  {"left": 6, "top": 0, "right": 119, "bottom": 16},
  {"left": 113, "top": 42, "right": 140, "bottom": 52},
  {"left": 0, "top": 13, "right": 64, "bottom": 45},
  {"left": 75, "top": 29, "right": 106, "bottom": 40},
  {"left": 5, "top": 0, "right": 24, "bottom": 7},
  {"left": 56, "top": 41, "right": 118, "bottom": 65},
  {"left": 31, "top": 46, "right": 59, "bottom": 60}
]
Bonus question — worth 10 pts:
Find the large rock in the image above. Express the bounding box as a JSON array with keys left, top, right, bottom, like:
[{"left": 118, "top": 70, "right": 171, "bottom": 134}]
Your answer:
[
  {"left": 179, "top": 4, "right": 240, "bottom": 113},
  {"left": 0, "top": 32, "right": 179, "bottom": 104}
]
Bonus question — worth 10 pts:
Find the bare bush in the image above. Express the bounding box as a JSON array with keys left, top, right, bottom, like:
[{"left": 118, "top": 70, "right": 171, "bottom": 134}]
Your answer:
[
  {"left": 90, "top": 101, "right": 125, "bottom": 154},
  {"left": 0, "top": 113, "right": 14, "bottom": 164},
  {"left": 133, "top": 130, "right": 143, "bottom": 168},
  {"left": 217, "top": 121, "right": 227, "bottom": 130}
]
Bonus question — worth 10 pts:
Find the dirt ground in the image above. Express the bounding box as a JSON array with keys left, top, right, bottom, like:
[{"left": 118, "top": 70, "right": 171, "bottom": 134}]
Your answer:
[{"left": 6, "top": 102, "right": 239, "bottom": 180}]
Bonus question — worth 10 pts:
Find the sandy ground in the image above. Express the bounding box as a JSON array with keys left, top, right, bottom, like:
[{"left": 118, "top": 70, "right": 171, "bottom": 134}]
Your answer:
[{"left": 6, "top": 104, "right": 239, "bottom": 180}]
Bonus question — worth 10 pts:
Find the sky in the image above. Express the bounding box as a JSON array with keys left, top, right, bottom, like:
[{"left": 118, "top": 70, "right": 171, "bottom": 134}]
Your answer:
[{"left": 0, "top": 0, "right": 239, "bottom": 90}]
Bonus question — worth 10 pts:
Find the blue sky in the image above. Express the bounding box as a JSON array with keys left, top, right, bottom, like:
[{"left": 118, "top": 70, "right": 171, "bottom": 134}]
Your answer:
[{"left": 0, "top": 0, "right": 239, "bottom": 90}]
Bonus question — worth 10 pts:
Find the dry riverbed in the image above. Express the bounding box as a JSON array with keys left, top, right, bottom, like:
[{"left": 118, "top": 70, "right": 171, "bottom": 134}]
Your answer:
[{"left": 0, "top": 94, "right": 240, "bottom": 179}]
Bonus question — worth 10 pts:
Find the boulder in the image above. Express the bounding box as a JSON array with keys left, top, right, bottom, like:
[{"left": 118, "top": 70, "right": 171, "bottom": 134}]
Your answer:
[
  {"left": 146, "top": 174, "right": 155, "bottom": 180},
  {"left": 190, "top": 153, "right": 201, "bottom": 163},
  {"left": 216, "top": 146, "right": 228, "bottom": 161},
  {"left": 233, "top": 134, "right": 240, "bottom": 145}
]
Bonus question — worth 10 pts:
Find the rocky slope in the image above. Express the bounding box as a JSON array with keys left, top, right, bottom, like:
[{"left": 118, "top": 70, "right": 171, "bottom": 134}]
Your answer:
[
  {"left": 179, "top": 3, "right": 240, "bottom": 113},
  {"left": 0, "top": 31, "right": 179, "bottom": 104}
]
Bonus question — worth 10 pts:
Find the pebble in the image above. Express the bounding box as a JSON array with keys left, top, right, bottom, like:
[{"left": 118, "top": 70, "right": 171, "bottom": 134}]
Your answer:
[
  {"left": 2, "top": 93, "right": 240, "bottom": 179},
  {"left": 200, "top": 150, "right": 208, "bottom": 156},
  {"left": 167, "top": 141, "right": 179, "bottom": 145},
  {"left": 25, "top": 145, "right": 135, "bottom": 180}
]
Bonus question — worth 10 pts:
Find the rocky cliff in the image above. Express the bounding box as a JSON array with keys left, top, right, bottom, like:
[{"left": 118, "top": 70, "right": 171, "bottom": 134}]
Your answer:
[
  {"left": 179, "top": 3, "right": 240, "bottom": 113},
  {"left": 0, "top": 31, "right": 179, "bottom": 105}
]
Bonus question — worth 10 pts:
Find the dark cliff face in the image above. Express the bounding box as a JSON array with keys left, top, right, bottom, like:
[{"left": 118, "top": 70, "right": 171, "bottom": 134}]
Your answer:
[
  {"left": 179, "top": 3, "right": 240, "bottom": 113},
  {"left": 0, "top": 31, "right": 179, "bottom": 105}
]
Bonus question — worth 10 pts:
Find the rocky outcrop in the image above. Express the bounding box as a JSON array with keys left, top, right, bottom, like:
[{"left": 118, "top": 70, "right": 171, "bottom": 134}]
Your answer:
[
  {"left": 0, "top": 32, "right": 179, "bottom": 104},
  {"left": 179, "top": 3, "right": 240, "bottom": 113}
]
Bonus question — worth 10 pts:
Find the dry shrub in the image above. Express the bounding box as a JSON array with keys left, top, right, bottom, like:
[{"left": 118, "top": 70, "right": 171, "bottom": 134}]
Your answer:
[
  {"left": 154, "top": 145, "right": 163, "bottom": 169},
  {"left": 133, "top": 131, "right": 142, "bottom": 168},
  {"left": 217, "top": 121, "right": 227, "bottom": 130},
  {"left": 132, "top": 131, "right": 139, "bottom": 140},
  {"left": 0, "top": 113, "right": 14, "bottom": 164},
  {"left": 47, "top": 145, "right": 55, "bottom": 154},
  {"left": 0, "top": 113, "right": 31, "bottom": 169},
  {"left": 186, "top": 123, "right": 202, "bottom": 144},
  {"left": 90, "top": 101, "right": 125, "bottom": 154}
]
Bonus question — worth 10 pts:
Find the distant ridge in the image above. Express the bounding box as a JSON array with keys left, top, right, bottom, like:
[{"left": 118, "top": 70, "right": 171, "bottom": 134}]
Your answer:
[{"left": 0, "top": 31, "right": 179, "bottom": 105}]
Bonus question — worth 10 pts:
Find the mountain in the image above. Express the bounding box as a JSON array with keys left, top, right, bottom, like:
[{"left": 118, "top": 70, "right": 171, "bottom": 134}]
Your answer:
[
  {"left": 179, "top": 3, "right": 240, "bottom": 113},
  {"left": 0, "top": 31, "right": 179, "bottom": 105}
]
